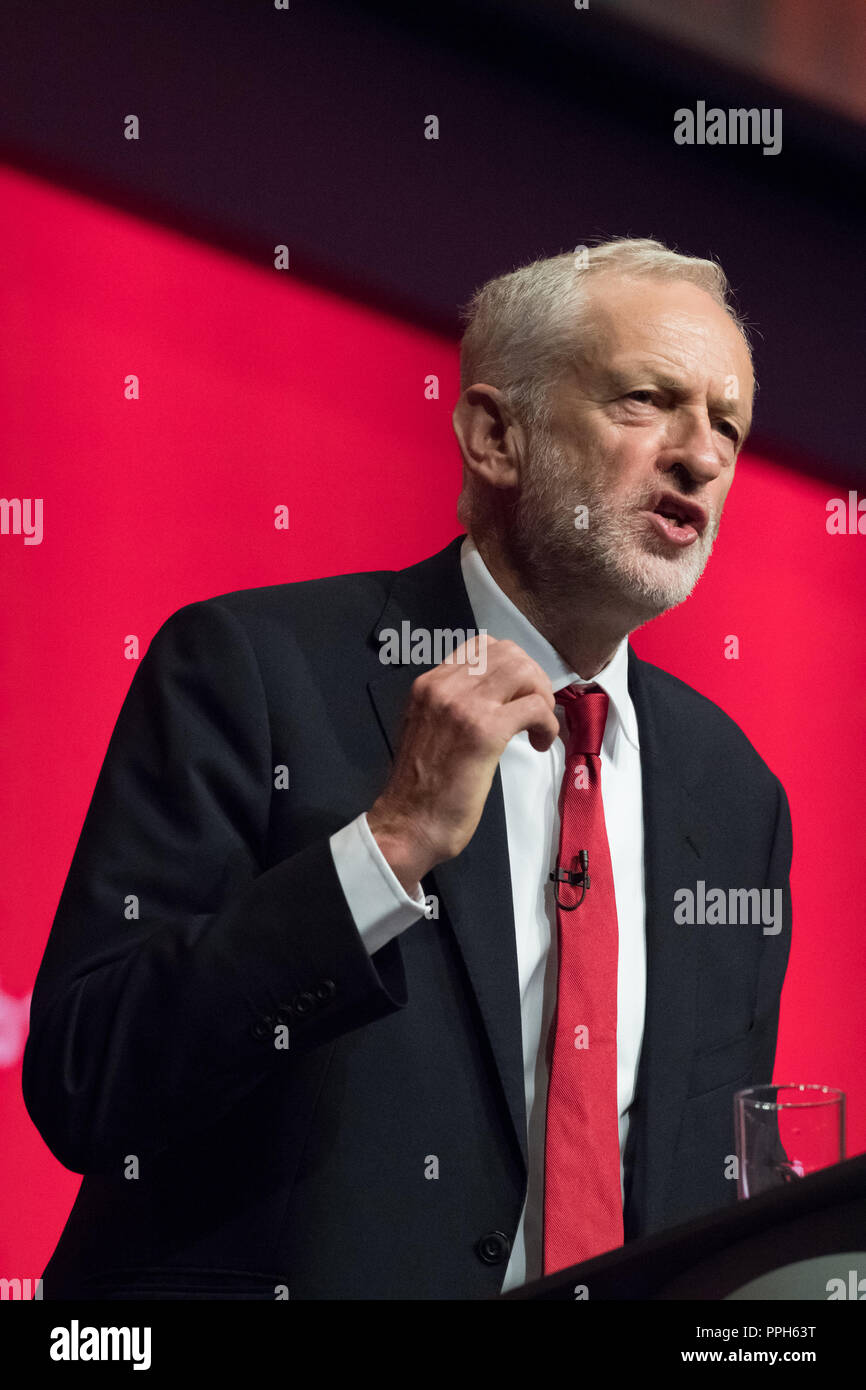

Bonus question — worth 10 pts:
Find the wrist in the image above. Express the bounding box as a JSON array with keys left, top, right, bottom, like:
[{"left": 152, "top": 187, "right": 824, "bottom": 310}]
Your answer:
[{"left": 366, "top": 803, "right": 433, "bottom": 896}]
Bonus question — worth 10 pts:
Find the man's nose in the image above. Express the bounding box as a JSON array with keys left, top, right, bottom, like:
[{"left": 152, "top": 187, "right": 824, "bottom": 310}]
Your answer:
[{"left": 663, "top": 412, "right": 724, "bottom": 485}]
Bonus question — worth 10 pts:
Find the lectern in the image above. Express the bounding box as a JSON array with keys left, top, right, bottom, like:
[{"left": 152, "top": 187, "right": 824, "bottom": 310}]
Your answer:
[{"left": 500, "top": 1152, "right": 866, "bottom": 1299}]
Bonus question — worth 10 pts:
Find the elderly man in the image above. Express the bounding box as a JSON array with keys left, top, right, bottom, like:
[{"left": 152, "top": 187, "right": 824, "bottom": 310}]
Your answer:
[{"left": 25, "top": 237, "right": 791, "bottom": 1300}]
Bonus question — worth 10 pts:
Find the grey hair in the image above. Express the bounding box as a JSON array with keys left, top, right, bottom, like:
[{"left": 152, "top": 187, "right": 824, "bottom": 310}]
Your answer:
[{"left": 457, "top": 236, "right": 753, "bottom": 436}]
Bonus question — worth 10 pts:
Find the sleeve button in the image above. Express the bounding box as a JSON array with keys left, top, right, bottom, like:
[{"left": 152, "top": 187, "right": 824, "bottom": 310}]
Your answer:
[{"left": 475, "top": 1231, "right": 511, "bottom": 1265}]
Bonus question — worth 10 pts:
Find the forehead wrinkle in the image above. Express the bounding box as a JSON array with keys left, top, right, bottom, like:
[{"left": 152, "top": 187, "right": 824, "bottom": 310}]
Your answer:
[
  {"left": 575, "top": 299, "right": 750, "bottom": 372},
  {"left": 619, "top": 311, "right": 746, "bottom": 367},
  {"left": 588, "top": 276, "right": 746, "bottom": 339}
]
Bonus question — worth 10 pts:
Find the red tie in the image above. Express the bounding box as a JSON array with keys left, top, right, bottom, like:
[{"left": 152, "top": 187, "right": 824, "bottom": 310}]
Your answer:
[{"left": 543, "top": 683, "right": 624, "bottom": 1274}]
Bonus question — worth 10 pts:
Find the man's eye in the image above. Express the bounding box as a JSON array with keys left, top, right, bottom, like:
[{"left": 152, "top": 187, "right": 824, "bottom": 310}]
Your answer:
[
  {"left": 717, "top": 420, "right": 739, "bottom": 444},
  {"left": 626, "top": 390, "right": 655, "bottom": 403}
]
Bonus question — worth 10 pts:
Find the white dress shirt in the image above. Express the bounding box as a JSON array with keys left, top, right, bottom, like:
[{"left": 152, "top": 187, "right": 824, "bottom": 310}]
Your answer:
[{"left": 329, "top": 535, "right": 646, "bottom": 1292}]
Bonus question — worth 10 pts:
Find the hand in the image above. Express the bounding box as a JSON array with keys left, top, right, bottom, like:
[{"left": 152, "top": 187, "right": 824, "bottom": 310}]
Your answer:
[{"left": 367, "top": 635, "right": 560, "bottom": 894}]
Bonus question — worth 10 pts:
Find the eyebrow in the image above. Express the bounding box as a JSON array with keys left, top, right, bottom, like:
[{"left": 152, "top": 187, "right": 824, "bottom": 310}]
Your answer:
[{"left": 604, "top": 363, "right": 752, "bottom": 438}]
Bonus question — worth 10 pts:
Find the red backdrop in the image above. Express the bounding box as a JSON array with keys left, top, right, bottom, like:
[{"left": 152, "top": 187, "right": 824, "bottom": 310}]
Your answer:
[{"left": 2, "top": 164, "right": 864, "bottom": 1287}]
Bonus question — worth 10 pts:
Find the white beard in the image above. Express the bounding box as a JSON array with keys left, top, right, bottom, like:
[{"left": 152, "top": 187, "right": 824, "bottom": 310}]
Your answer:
[{"left": 501, "top": 427, "right": 722, "bottom": 626}]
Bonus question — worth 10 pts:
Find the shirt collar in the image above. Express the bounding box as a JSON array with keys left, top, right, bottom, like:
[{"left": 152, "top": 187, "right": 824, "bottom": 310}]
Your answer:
[{"left": 459, "top": 534, "right": 640, "bottom": 750}]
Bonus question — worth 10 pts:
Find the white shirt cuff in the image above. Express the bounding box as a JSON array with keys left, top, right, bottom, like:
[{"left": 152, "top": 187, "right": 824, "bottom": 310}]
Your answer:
[{"left": 329, "top": 813, "right": 428, "bottom": 956}]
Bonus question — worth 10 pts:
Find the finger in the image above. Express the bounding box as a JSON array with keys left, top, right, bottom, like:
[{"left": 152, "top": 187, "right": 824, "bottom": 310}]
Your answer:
[
  {"left": 443, "top": 636, "right": 555, "bottom": 708},
  {"left": 496, "top": 693, "right": 561, "bottom": 750}
]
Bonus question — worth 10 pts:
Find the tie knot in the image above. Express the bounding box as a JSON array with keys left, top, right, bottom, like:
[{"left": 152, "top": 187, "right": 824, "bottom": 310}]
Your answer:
[{"left": 556, "top": 683, "right": 609, "bottom": 757}]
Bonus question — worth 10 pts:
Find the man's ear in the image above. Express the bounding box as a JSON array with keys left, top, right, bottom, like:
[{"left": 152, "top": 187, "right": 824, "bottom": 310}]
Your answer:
[{"left": 452, "top": 384, "right": 525, "bottom": 490}]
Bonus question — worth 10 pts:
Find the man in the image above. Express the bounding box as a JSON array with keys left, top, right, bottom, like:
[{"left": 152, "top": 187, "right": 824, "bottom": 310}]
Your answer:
[{"left": 24, "top": 237, "right": 791, "bottom": 1300}]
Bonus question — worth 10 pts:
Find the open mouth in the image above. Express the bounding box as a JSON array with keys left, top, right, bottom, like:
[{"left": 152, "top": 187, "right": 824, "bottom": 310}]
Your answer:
[
  {"left": 655, "top": 507, "right": 694, "bottom": 530},
  {"left": 643, "top": 493, "right": 707, "bottom": 546}
]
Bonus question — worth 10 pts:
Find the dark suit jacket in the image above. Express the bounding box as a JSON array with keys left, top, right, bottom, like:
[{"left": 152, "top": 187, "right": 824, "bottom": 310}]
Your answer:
[{"left": 23, "top": 534, "right": 792, "bottom": 1299}]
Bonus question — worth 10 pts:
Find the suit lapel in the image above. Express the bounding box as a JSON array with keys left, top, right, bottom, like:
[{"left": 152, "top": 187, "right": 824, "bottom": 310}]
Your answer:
[
  {"left": 366, "top": 537, "right": 529, "bottom": 1174},
  {"left": 624, "top": 646, "right": 709, "bottom": 1237}
]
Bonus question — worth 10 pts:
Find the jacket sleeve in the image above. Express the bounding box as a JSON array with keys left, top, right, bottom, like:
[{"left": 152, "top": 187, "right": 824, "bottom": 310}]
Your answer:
[{"left": 22, "top": 598, "right": 407, "bottom": 1175}]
